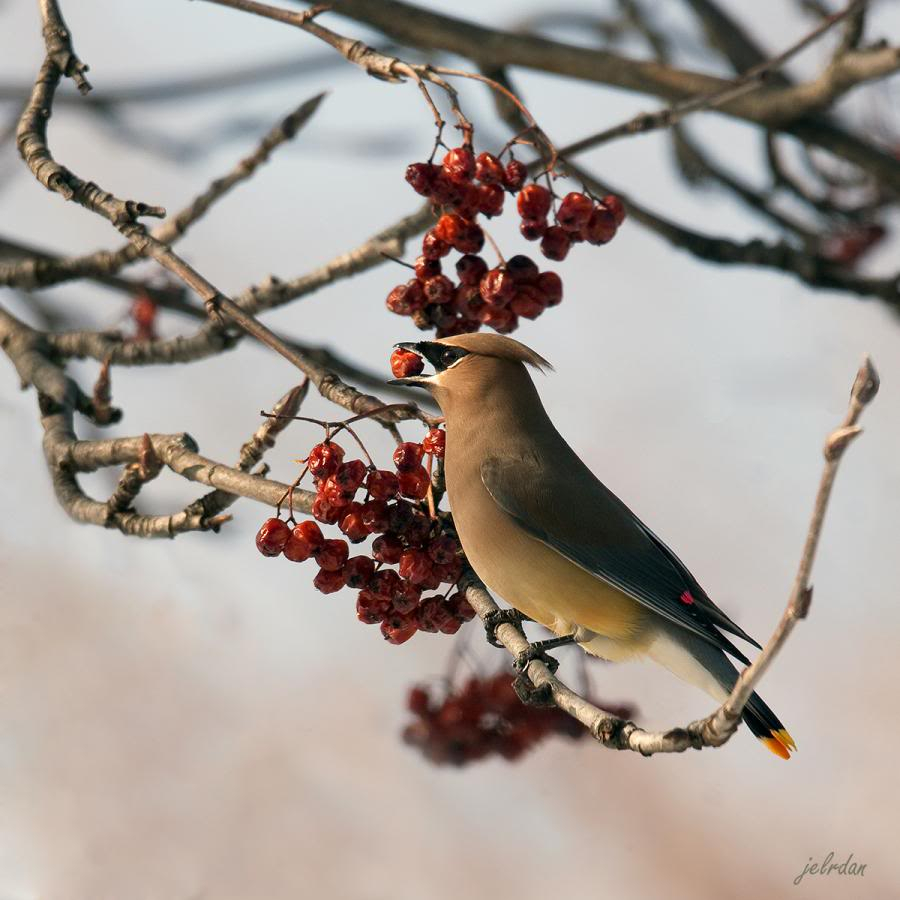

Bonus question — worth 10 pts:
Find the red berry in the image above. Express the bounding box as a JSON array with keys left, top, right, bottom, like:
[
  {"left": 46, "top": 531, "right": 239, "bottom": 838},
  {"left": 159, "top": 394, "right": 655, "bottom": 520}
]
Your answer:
[
  {"left": 422, "top": 229, "right": 450, "bottom": 259},
  {"left": 478, "top": 306, "right": 517, "bottom": 333},
  {"left": 540, "top": 225, "right": 571, "bottom": 261},
  {"left": 477, "top": 183, "right": 504, "bottom": 217},
  {"left": 427, "top": 534, "right": 459, "bottom": 565},
  {"left": 393, "top": 580, "right": 422, "bottom": 614},
  {"left": 361, "top": 498, "right": 391, "bottom": 534},
  {"left": 537, "top": 270, "right": 562, "bottom": 305},
  {"left": 417, "top": 596, "right": 454, "bottom": 632},
  {"left": 381, "top": 616, "right": 418, "bottom": 645},
  {"left": 422, "top": 274, "right": 455, "bottom": 306},
  {"left": 405, "top": 162, "right": 439, "bottom": 196},
  {"left": 295, "top": 520, "right": 324, "bottom": 550},
  {"left": 255, "top": 517, "right": 290, "bottom": 557},
  {"left": 372, "top": 533, "right": 404, "bottom": 565},
  {"left": 357, "top": 589, "right": 389, "bottom": 624},
  {"left": 454, "top": 284, "right": 484, "bottom": 319},
  {"left": 312, "top": 495, "right": 342, "bottom": 524},
  {"left": 339, "top": 506, "right": 369, "bottom": 543},
  {"left": 320, "top": 476, "right": 353, "bottom": 508},
  {"left": 344, "top": 555, "right": 375, "bottom": 589},
  {"left": 434, "top": 213, "right": 465, "bottom": 245},
  {"left": 504, "top": 159, "right": 527, "bottom": 192},
  {"left": 439, "top": 616, "right": 462, "bottom": 635},
  {"left": 454, "top": 254, "right": 486, "bottom": 287},
  {"left": 581, "top": 205, "right": 617, "bottom": 245},
  {"left": 511, "top": 289, "right": 546, "bottom": 320},
  {"left": 371, "top": 568, "right": 402, "bottom": 602},
  {"left": 317, "top": 538, "right": 349, "bottom": 572},
  {"left": 448, "top": 591, "right": 476, "bottom": 621},
  {"left": 399, "top": 548, "right": 433, "bottom": 584},
  {"left": 387, "top": 499, "right": 415, "bottom": 535},
  {"left": 475, "top": 152, "right": 504, "bottom": 184},
  {"left": 453, "top": 220, "right": 485, "bottom": 255},
  {"left": 414, "top": 255, "right": 441, "bottom": 280},
  {"left": 313, "top": 568, "right": 346, "bottom": 594},
  {"left": 405, "top": 508, "right": 432, "bottom": 547},
  {"left": 398, "top": 466, "right": 430, "bottom": 500},
  {"left": 517, "top": 184, "right": 552, "bottom": 219},
  {"left": 557, "top": 191, "right": 593, "bottom": 231},
  {"left": 479, "top": 268, "right": 515, "bottom": 307},
  {"left": 283, "top": 524, "right": 316, "bottom": 562},
  {"left": 603, "top": 194, "right": 626, "bottom": 226},
  {"left": 367, "top": 469, "right": 400, "bottom": 500},
  {"left": 519, "top": 217, "right": 547, "bottom": 241},
  {"left": 334, "top": 459, "right": 367, "bottom": 493},
  {"left": 306, "top": 442, "right": 345, "bottom": 480},
  {"left": 430, "top": 171, "right": 464, "bottom": 207},
  {"left": 506, "top": 254, "right": 539, "bottom": 284},
  {"left": 407, "top": 685, "right": 431, "bottom": 715},
  {"left": 393, "top": 442, "right": 425, "bottom": 472},
  {"left": 422, "top": 427, "right": 445, "bottom": 458},
  {"left": 390, "top": 348, "right": 424, "bottom": 379},
  {"left": 442, "top": 146, "right": 475, "bottom": 183}
]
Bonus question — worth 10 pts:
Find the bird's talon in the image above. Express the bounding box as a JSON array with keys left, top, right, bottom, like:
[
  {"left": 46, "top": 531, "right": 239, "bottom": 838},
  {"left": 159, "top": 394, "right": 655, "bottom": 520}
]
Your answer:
[
  {"left": 483, "top": 608, "right": 528, "bottom": 647},
  {"left": 512, "top": 674, "right": 555, "bottom": 707},
  {"left": 514, "top": 645, "right": 560, "bottom": 674}
]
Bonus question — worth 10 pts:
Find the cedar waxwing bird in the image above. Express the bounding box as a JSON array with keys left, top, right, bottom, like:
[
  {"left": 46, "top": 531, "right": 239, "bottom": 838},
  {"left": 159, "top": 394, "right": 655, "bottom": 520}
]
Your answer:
[{"left": 390, "top": 333, "right": 795, "bottom": 759}]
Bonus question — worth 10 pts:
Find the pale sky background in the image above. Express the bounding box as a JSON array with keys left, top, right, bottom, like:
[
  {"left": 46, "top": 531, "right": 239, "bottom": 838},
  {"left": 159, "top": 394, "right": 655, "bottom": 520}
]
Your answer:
[{"left": 1, "top": 1, "right": 899, "bottom": 898}]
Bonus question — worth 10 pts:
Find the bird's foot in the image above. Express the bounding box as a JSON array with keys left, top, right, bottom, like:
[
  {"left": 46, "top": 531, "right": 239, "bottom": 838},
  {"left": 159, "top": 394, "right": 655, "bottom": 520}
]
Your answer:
[
  {"left": 512, "top": 674, "right": 555, "bottom": 707},
  {"left": 483, "top": 608, "right": 531, "bottom": 647},
  {"left": 513, "top": 634, "right": 577, "bottom": 674}
]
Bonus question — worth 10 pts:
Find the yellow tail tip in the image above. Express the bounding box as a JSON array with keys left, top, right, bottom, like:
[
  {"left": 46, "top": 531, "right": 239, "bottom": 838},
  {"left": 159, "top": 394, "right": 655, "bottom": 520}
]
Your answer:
[{"left": 760, "top": 729, "right": 796, "bottom": 759}]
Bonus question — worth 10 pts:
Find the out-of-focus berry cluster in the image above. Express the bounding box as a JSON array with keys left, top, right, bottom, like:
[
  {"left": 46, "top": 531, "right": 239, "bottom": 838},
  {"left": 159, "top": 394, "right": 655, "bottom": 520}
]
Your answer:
[
  {"left": 254, "top": 426, "right": 476, "bottom": 644},
  {"left": 389, "top": 145, "right": 625, "bottom": 337},
  {"left": 402, "top": 673, "right": 637, "bottom": 766}
]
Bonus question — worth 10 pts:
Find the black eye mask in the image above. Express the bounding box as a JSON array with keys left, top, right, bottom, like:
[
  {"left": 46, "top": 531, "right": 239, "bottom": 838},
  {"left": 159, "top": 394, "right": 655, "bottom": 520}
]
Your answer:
[{"left": 419, "top": 343, "right": 469, "bottom": 373}]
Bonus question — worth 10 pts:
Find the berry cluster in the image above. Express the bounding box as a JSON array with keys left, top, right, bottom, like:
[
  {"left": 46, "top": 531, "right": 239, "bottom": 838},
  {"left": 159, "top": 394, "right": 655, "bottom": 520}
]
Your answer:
[
  {"left": 255, "top": 428, "right": 475, "bottom": 644},
  {"left": 402, "top": 673, "right": 637, "bottom": 766},
  {"left": 390, "top": 145, "right": 624, "bottom": 337}
]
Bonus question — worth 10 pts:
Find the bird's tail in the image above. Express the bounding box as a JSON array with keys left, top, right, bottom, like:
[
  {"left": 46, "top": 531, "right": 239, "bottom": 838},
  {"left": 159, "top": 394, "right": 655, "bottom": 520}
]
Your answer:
[{"left": 647, "top": 629, "right": 795, "bottom": 759}]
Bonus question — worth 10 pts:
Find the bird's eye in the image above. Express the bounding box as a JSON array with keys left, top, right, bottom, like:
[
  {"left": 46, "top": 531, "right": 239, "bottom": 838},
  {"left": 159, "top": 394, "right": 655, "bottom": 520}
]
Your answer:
[{"left": 441, "top": 349, "right": 458, "bottom": 367}]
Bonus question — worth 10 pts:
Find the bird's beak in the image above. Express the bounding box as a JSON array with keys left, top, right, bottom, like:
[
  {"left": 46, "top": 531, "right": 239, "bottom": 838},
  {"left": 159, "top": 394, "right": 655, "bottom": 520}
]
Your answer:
[{"left": 388, "top": 342, "right": 433, "bottom": 388}]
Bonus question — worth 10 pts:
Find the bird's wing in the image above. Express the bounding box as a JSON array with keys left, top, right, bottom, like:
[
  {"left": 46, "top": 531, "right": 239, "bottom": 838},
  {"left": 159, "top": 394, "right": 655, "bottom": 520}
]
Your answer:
[{"left": 481, "top": 452, "right": 755, "bottom": 663}]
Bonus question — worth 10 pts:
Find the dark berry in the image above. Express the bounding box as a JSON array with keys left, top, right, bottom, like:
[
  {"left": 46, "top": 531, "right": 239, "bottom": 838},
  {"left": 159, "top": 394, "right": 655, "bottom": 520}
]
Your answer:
[
  {"left": 455, "top": 254, "right": 487, "bottom": 287},
  {"left": 372, "top": 533, "right": 404, "bottom": 565},
  {"left": 511, "top": 289, "right": 546, "bottom": 320},
  {"left": 447, "top": 591, "right": 476, "bottom": 621},
  {"left": 557, "top": 191, "right": 593, "bottom": 231},
  {"left": 475, "top": 152, "right": 504, "bottom": 184},
  {"left": 582, "top": 205, "right": 617, "bottom": 244},
  {"left": 453, "top": 220, "right": 484, "bottom": 254},
  {"left": 603, "top": 194, "right": 626, "bottom": 226},
  {"left": 366, "top": 469, "right": 400, "bottom": 500},
  {"left": 313, "top": 568, "right": 346, "bottom": 594},
  {"left": 504, "top": 159, "right": 527, "bottom": 192},
  {"left": 427, "top": 534, "right": 459, "bottom": 565},
  {"left": 393, "top": 442, "right": 425, "bottom": 472},
  {"left": 255, "top": 517, "right": 290, "bottom": 557},
  {"left": 398, "top": 466, "right": 430, "bottom": 500},
  {"left": 519, "top": 217, "right": 547, "bottom": 241},
  {"left": 393, "top": 580, "right": 422, "bottom": 615},
  {"left": 334, "top": 459, "right": 367, "bottom": 493},
  {"left": 361, "top": 498, "right": 391, "bottom": 534},
  {"left": 537, "top": 271, "right": 562, "bottom": 305},
  {"left": 478, "top": 306, "right": 517, "bottom": 333},
  {"left": 344, "top": 555, "right": 375, "bottom": 589},
  {"left": 540, "top": 225, "right": 571, "bottom": 261},
  {"left": 506, "top": 254, "right": 539, "bottom": 284},
  {"left": 405, "top": 162, "right": 439, "bottom": 196}
]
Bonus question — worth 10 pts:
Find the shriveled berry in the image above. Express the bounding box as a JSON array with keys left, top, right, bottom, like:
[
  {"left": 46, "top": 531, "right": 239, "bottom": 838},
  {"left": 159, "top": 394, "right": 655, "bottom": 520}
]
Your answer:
[
  {"left": 334, "top": 459, "right": 367, "bottom": 493},
  {"left": 477, "top": 183, "right": 504, "bottom": 217},
  {"left": 414, "top": 255, "right": 442, "bottom": 280},
  {"left": 306, "top": 442, "right": 345, "bottom": 480},
  {"left": 479, "top": 268, "right": 516, "bottom": 306},
  {"left": 317, "top": 538, "right": 349, "bottom": 572},
  {"left": 388, "top": 499, "right": 415, "bottom": 535},
  {"left": 405, "top": 508, "right": 432, "bottom": 547},
  {"left": 519, "top": 217, "right": 547, "bottom": 241},
  {"left": 313, "top": 568, "right": 346, "bottom": 594},
  {"left": 423, "top": 274, "right": 454, "bottom": 305},
  {"left": 295, "top": 520, "right": 324, "bottom": 550},
  {"left": 427, "top": 534, "right": 459, "bottom": 565},
  {"left": 540, "top": 225, "right": 571, "bottom": 261},
  {"left": 312, "top": 495, "right": 343, "bottom": 524},
  {"left": 448, "top": 591, "right": 476, "bottom": 621},
  {"left": 557, "top": 191, "right": 594, "bottom": 231},
  {"left": 357, "top": 589, "right": 389, "bottom": 624},
  {"left": 454, "top": 284, "right": 484, "bottom": 319},
  {"left": 399, "top": 548, "right": 433, "bottom": 585},
  {"left": 442, "top": 146, "right": 475, "bottom": 183},
  {"left": 344, "top": 555, "right": 375, "bottom": 589},
  {"left": 339, "top": 506, "right": 369, "bottom": 543},
  {"left": 405, "top": 162, "right": 439, "bottom": 196},
  {"left": 366, "top": 469, "right": 400, "bottom": 500},
  {"left": 517, "top": 184, "right": 552, "bottom": 219},
  {"left": 475, "top": 152, "right": 504, "bottom": 184},
  {"left": 417, "top": 596, "right": 453, "bottom": 632},
  {"left": 386, "top": 283, "right": 414, "bottom": 316},
  {"left": 393, "top": 580, "right": 422, "bottom": 615},
  {"left": 453, "top": 220, "right": 484, "bottom": 254},
  {"left": 603, "top": 194, "right": 626, "bottom": 226},
  {"left": 537, "top": 270, "right": 562, "bottom": 306},
  {"left": 361, "top": 498, "right": 391, "bottom": 534},
  {"left": 372, "top": 533, "right": 404, "bottom": 565},
  {"left": 255, "top": 517, "right": 290, "bottom": 557},
  {"left": 393, "top": 442, "right": 425, "bottom": 472},
  {"left": 435, "top": 555, "right": 462, "bottom": 585},
  {"left": 398, "top": 465, "right": 430, "bottom": 500},
  {"left": 422, "top": 427, "right": 445, "bottom": 458},
  {"left": 506, "top": 254, "right": 539, "bottom": 284},
  {"left": 430, "top": 171, "right": 464, "bottom": 207},
  {"left": 422, "top": 229, "right": 450, "bottom": 259},
  {"left": 504, "top": 158, "right": 527, "bottom": 192},
  {"left": 455, "top": 254, "right": 487, "bottom": 287},
  {"left": 390, "top": 348, "right": 424, "bottom": 379}
]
